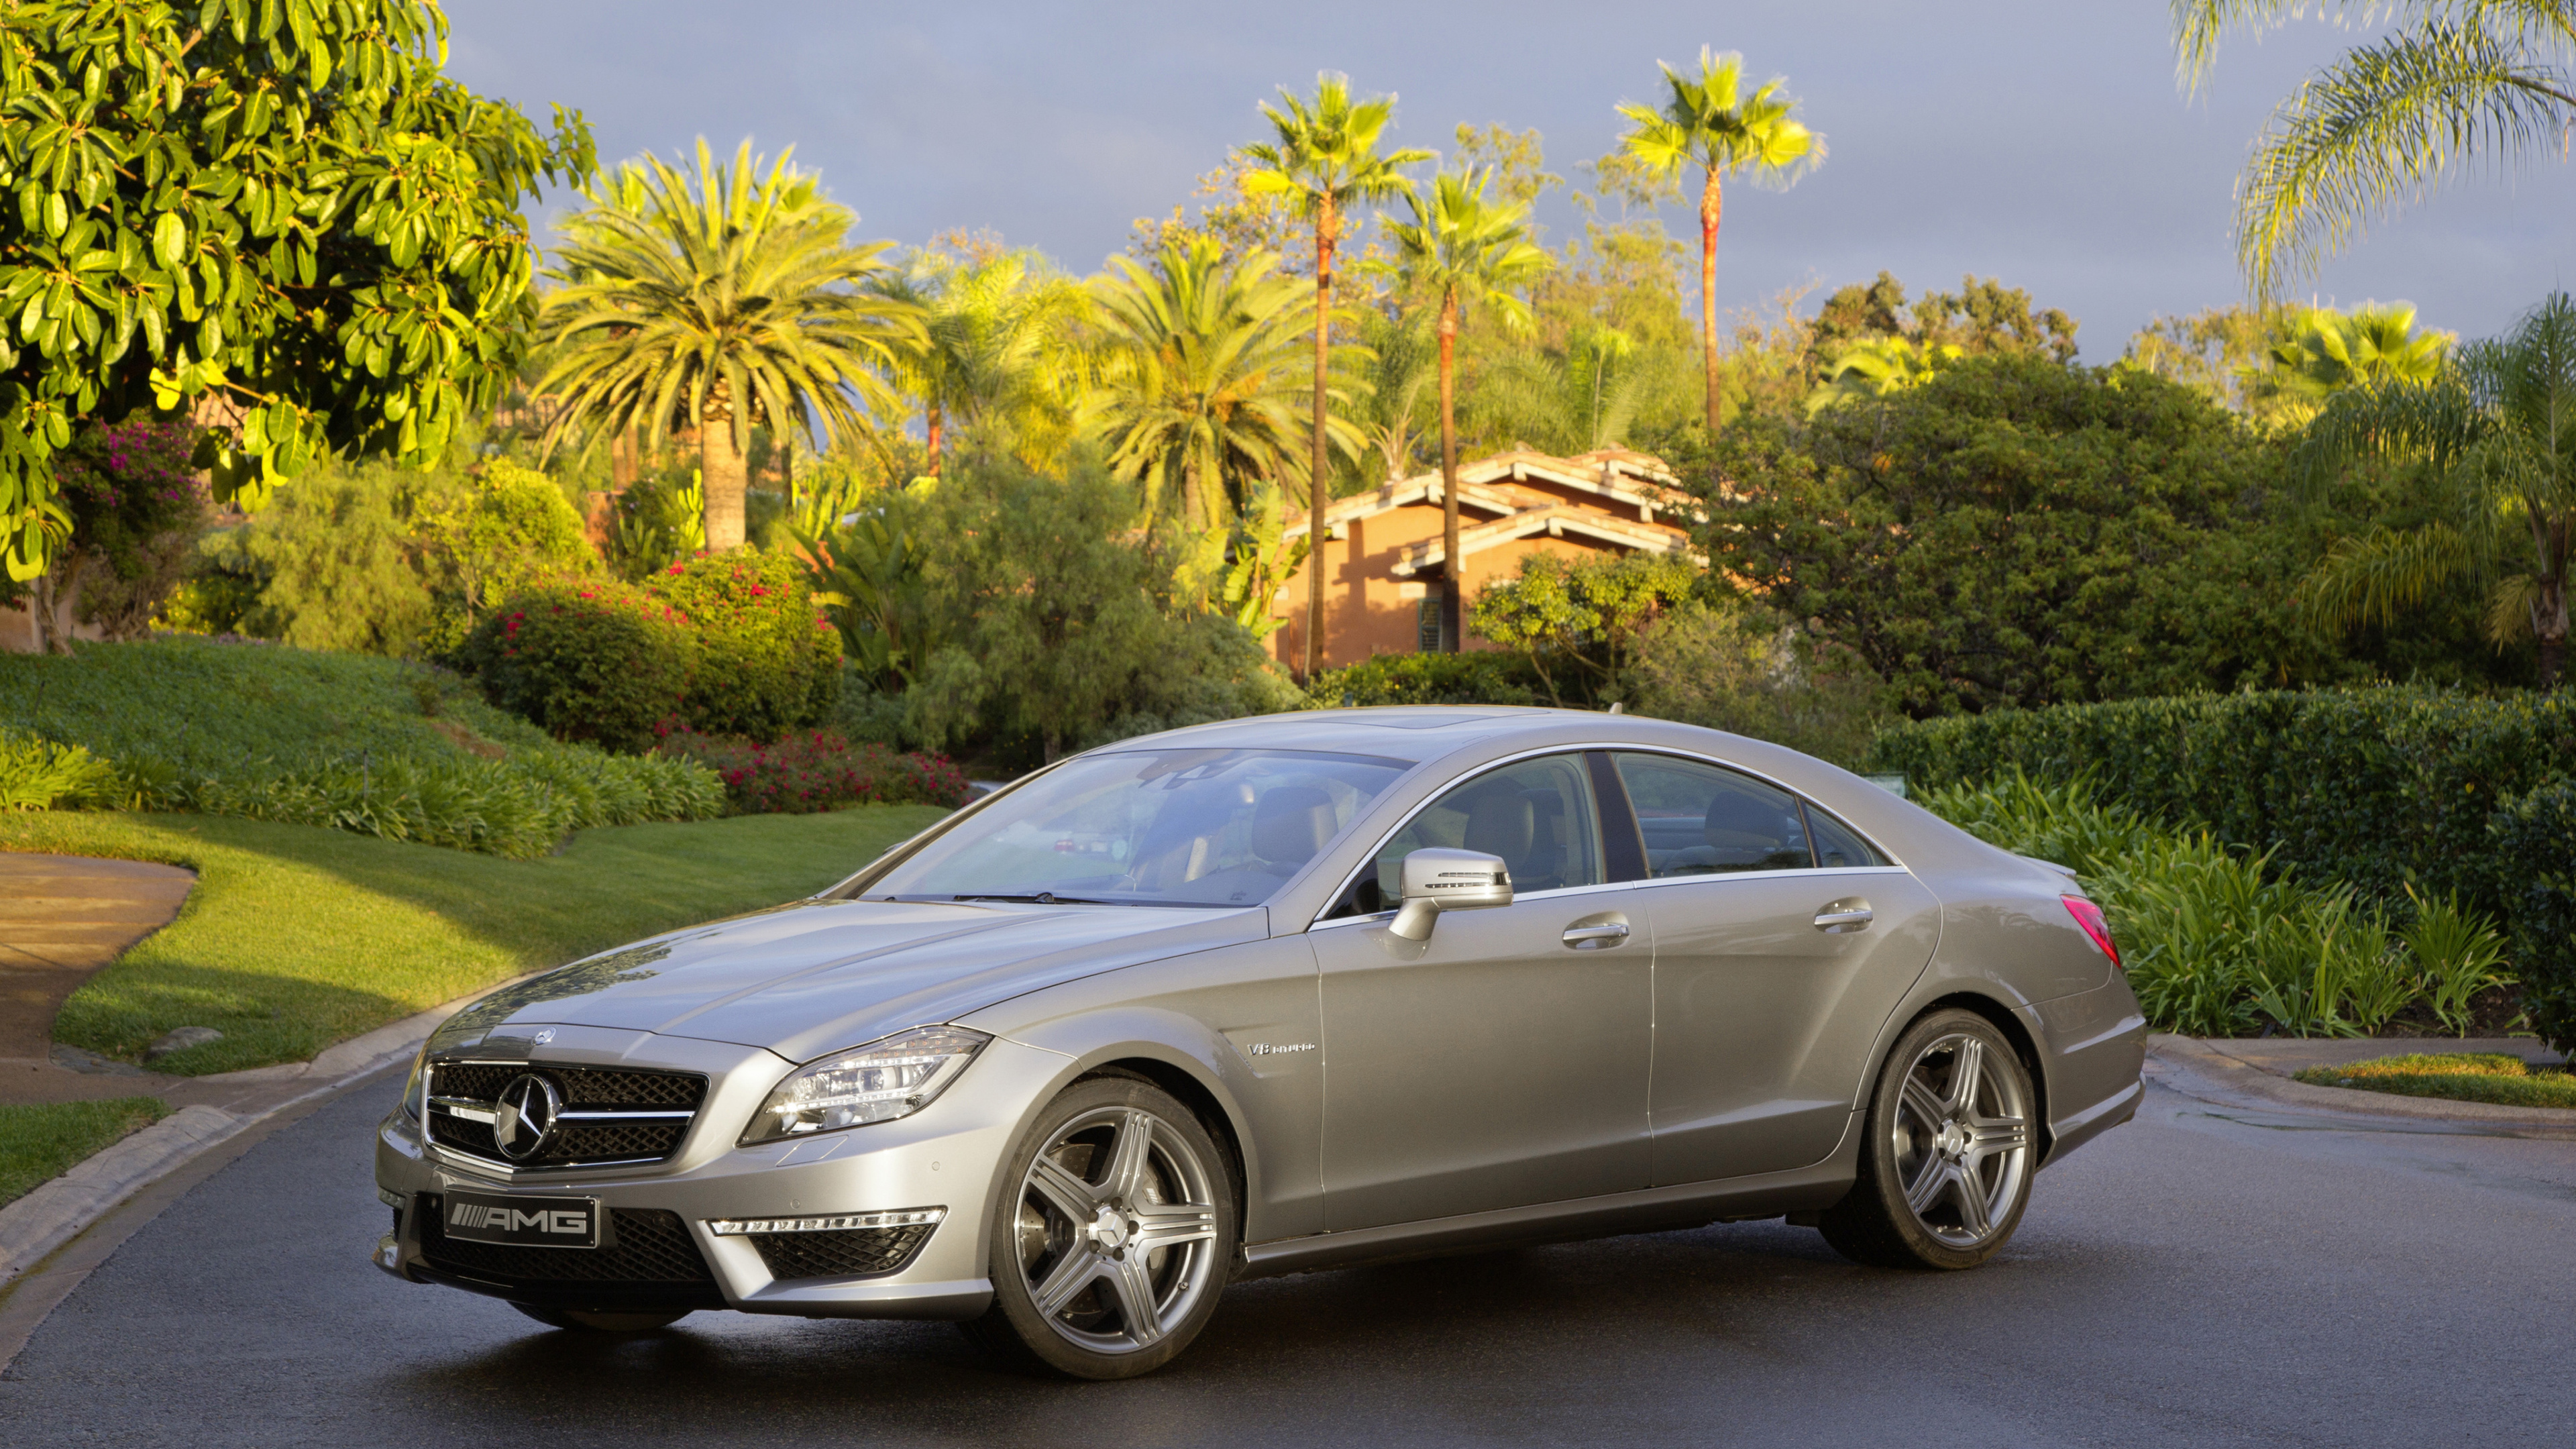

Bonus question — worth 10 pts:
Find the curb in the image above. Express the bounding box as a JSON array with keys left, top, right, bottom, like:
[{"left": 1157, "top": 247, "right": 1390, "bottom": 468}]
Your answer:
[
  {"left": 0, "top": 971, "right": 539, "bottom": 1291},
  {"left": 2147, "top": 1034, "right": 2576, "bottom": 1137}
]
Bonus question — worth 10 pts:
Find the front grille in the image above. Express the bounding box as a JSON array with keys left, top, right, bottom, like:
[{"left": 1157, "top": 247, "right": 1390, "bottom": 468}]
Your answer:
[
  {"left": 432, "top": 1063, "right": 706, "bottom": 1110},
  {"left": 419, "top": 1196, "right": 714, "bottom": 1285},
  {"left": 426, "top": 1060, "right": 704, "bottom": 1171},
  {"left": 749, "top": 1225, "right": 934, "bottom": 1280}
]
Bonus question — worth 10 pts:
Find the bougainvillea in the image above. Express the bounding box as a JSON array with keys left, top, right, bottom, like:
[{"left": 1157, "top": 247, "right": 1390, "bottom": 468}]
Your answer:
[{"left": 653, "top": 724, "right": 969, "bottom": 814}]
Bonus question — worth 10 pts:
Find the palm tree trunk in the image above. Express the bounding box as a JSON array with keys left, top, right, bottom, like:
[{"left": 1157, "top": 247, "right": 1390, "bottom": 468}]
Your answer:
[
  {"left": 1438, "top": 292, "right": 1462, "bottom": 653},
  {"left": 926, "top": 402, "right": 944, "bottom": 478},
  {"left": 1700, "top": 166, "right": 1724, "bottom": 436},
  {"left": 700, "top": 378, "right": 749, "bottom": 551},
  {"left": 1304, "top": 199, "right": 1339, "bottom": 682},
  {"left": 1183, "top": 451, "right": 1207, "bottom": 537}
]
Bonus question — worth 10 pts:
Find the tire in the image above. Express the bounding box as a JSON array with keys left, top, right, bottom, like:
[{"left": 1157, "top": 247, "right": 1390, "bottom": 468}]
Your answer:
[
  {"left": 510, "top": 1303, "right": 692, "bottom": 1333},
  {"left": 1818, "top": 1008, "right": 2037, "bottom": 1271},
  {"left": 962, "top": 1075, "right": 1238, "bottom": 1380}
]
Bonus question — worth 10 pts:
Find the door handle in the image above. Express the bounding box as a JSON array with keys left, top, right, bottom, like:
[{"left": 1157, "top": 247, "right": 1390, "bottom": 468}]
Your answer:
[
  {"left": 1813, "top": 905, "right": 1874, "bottom": 932},
  {"left": 1561, "top": 922, "right": 1631, "bottom": 947}
]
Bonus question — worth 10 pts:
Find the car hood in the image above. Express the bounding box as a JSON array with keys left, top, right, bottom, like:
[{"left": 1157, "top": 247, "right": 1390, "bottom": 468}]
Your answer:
[{"left": 428, "top": 899, "right": 1269, "bottom": 1064}]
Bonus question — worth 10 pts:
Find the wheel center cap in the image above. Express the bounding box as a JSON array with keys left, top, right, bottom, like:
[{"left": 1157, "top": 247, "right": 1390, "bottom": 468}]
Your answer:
[
  {"left": 1936, "top": 1122, "right": 1968, "bottom": 1158},
  {"left": 1088, "top": 1206, "right": 1131, "bottom": 1251}
]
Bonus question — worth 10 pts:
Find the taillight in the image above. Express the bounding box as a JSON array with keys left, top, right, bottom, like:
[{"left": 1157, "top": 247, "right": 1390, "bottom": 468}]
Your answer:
[{"left": 2061, "top": 895, "right": 2121, "bottom": 968}]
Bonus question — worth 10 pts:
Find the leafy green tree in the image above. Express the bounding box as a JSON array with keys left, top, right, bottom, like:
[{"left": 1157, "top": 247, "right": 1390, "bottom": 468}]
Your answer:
[
  {"left": 1807, "top": 335, "right": 1964, "bottom": 414},
  {"left": 1469, "top": 550, "right": 1697, "bottom": 706},
  {"left": 2298, "top": 291, "right": 2575, "bottom": 686},
  {"left": 1615, "top": 48, "right": 1824, "bottom": 435},
  {"left": 2174, "top": 2, "right": 2576, "bottom": 297},
  {"left": 1348, "top": 305, "right": 1436, "bottom": 485},
  {"left": 409, "top": 459, "right": 592, "bottom": 645},
  {"left": 9, "top": 417, "right": 207, "bottom": 647},
  {"left": 1242, "top": 73, "right": 1432, "bottom": 678},
  {"left": 2123, "top": 302, "right": 2300, "bottom": 418},
  {"left": 1704, "top": 354, "right": 2351, "bottom": 715},
  {"left": 0, "top": 0, "right": 592, "bottom": 580},
  {"left": 1391, "top": 168, "right": 1553, "bottom": 650},
  {"left": 1089, "top": 237, "right": 1353, "bottom": 534},
  {"left": 1811, "top": 271, "right": 2078, "bottom": 370},
  {"left": 535, "top": 140, "right": 920, "bottom": 551},
  {"left": 866, "top": 233, "right": 1092, "bottom": 476}
]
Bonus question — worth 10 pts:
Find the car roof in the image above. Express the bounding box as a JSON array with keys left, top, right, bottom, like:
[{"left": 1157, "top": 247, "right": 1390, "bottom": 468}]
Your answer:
[{"left": 1087, "top": 706, "right": 1592, "bottom": 763}]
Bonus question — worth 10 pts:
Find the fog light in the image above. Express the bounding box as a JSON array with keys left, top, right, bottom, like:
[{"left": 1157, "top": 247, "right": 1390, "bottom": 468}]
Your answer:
[{"left": 706, "top": 1208, "right": 945, "bottom": 1236}]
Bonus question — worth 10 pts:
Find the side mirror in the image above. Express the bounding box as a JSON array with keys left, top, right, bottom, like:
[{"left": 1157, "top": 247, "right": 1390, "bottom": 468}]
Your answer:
[{"left": 1388, "top": 848, "right": 1513, "bottom": 941}]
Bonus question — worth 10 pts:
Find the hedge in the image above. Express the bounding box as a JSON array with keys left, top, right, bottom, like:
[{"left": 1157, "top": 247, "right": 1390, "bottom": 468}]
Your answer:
[{"left": 1864, "top": 688, "right": 2576, "bottom": 1049}]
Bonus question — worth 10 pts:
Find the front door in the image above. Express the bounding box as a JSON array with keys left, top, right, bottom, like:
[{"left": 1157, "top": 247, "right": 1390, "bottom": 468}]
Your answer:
[
  {"left": 1609, "top": 751, "right": 1941, "bottom": 1185},
  {"left": 1310, "top": 751, "right": 1653, "bottom": 1231}
]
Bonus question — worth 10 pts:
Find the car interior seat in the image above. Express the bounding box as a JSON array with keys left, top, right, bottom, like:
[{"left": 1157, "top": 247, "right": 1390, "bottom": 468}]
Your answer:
[{"left": 1250, "top": 786, "right": 1337, "bottom": 875}]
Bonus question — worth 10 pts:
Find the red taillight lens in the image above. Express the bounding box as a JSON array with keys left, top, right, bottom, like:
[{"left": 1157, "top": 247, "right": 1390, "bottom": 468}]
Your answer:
[{"left": 2062, "top": 895, "right": 2121, "bottom": 968}]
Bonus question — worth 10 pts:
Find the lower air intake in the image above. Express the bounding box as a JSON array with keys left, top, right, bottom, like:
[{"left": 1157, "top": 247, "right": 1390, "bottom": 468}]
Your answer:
[{"left": 748, "top": 1224, "right": 934, "bottom": 1280}]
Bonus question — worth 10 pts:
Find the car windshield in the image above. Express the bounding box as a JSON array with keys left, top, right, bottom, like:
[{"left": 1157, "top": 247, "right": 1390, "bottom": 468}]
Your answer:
[{"left": 867, "top": 748, "right": 1415, "bottom": 909}]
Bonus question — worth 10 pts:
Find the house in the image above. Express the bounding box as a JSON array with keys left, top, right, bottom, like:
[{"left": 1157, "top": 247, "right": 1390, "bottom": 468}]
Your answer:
[{"left": 1267, "top": 447, "right": 1698, "bottom": 671}]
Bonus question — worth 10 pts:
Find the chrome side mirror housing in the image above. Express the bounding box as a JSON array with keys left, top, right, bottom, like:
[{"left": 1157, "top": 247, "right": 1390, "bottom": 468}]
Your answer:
[{"left": 1388, "top": 848, "right": 1514, "bottom": 941}]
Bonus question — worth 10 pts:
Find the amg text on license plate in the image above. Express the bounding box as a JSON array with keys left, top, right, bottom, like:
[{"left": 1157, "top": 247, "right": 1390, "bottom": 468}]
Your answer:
[{"left": 443, "top": 1190, "right": 599, "bottom": 1248}]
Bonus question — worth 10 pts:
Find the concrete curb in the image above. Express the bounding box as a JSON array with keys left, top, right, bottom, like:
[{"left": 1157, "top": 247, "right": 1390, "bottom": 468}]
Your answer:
[
  {"left": 0, "top": 971, "right": 540, "bottom": 1290},
  {"left": 2147, "top": 1034, "right": 2576, "bottom": 1137}
]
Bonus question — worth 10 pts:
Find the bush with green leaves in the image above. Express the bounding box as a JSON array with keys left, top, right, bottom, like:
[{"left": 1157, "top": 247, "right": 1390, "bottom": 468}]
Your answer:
[
  {"left": 1870, "top": 686, "right": 2575, "bottom": 1047},
  {"left": 1304, "top": 651, "right": 1544, "bottom": 708},
  {"left": 452, "top": 580, "right": 699, "bottom": 753},
  {"left": 1468, "top": 550, "right": 1698, "bottom": 707},
  {"left": 1626, "top": 601, "right": 1894, "bottom": 766},
  {"left": 646, "top": 551, "right": 843, "bottom": 739},
  {"left": 0, "top": 728, "right": 119, "bottom": 811},
  {"left": 1915, "top": 772, "right": 2516, "bottom": 1039}
]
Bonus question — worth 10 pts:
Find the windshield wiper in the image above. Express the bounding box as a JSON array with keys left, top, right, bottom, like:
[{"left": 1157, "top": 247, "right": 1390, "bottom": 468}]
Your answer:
[{"left": 947, "top": 892, "right": 1126, "bottom": 906}]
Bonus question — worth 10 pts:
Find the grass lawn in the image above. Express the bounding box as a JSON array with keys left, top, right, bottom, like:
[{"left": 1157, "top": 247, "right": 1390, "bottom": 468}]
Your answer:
[
  {"left": 2292, "top": 1052, "right": 2576, "bottom": 1110},
  {"left": 0, "top": 805, "right": 949, "bottom": 1076},
  {"left": 0, "top": 1098, "right": 169, "bottom": 1210}
]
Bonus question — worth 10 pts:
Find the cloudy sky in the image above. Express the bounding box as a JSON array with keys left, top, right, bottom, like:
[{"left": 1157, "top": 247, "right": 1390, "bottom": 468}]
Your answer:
[{"left": 441, "top": 1, "right": 2573, "bottom": 356}]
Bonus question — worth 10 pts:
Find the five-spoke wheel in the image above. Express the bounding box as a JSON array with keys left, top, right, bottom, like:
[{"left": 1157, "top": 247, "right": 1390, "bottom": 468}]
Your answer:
[
  {"left": 1819, "top": 1008, "right": 2035, "bottom": 1269},
  {"left": 967, "top": 1075, "right": 1237, "bottom": 1378}
]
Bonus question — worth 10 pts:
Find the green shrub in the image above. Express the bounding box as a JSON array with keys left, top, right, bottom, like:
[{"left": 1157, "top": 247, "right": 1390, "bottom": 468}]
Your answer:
[
  {"left": 0, "top": 729, "right": 121, "bottom": 811},
  {"left": 655, "top": 726, "right": 970, "bottom": 814},
  {"left": 1305, "top": 651, "right": 1544, "bottom": 708},
  {"left": 1870, "top": 686, "right": 2576, "bottom": 1049},
  {"left": 453, "top": 581, "right": 699, "bottom": 753},
  {"left": 647, "top": 551, "right": 843, "bottom": 739}
]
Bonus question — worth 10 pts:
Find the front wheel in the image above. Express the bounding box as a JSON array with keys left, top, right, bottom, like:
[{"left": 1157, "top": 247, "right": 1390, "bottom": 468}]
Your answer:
[
  {"left": 963, "top": 1075, "right": 1237, "bottom": 1379},
  {"left": 1818, "top": 1008, "right": 2037, "bottom": 1270}
]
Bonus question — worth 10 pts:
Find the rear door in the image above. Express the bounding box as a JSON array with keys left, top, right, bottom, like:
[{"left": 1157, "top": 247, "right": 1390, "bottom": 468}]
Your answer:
[
  {"left": 1309, "top": 751, "right": 1653, "bottom": 1230},
  {"left": 1609, "top": 752, "right": 1939, "bottom": 1184}
]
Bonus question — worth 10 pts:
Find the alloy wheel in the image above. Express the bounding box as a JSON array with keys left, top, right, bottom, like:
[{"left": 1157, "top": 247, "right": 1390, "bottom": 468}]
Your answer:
[
  {"left": 1012, "top": 1105, "right": 1221, "bottom": 1355},
  {"left": 1890, "top": 1032, "right": 2033, "bottom": 1248}
]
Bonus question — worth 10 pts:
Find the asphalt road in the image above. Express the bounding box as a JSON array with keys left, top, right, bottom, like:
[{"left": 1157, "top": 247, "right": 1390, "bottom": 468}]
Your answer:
[{"left": 2, "top": 1069, "right": 2571, "bottom": 1448}]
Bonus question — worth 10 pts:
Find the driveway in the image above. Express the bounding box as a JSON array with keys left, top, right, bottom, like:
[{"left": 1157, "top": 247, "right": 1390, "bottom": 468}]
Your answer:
[{"left": 1, "top": 1066, "right": 2569, "bottom": 1447}]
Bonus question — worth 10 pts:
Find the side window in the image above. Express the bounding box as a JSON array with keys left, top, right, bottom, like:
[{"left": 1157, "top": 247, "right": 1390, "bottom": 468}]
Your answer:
[
  {"left": 1803, "top": 801, "right": 1888, "bottom": 869},
  {"left": 1611, "top": 753, "right": 1812, "bottom": 876},
  {"left": 1336, "top": 753, "right": 1606, "bottom": 915}
]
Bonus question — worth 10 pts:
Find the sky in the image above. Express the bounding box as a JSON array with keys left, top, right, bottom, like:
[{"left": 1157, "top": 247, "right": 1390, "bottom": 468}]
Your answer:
[{"left": 440, "top": 1, "right": 2575, "bottom": 358}]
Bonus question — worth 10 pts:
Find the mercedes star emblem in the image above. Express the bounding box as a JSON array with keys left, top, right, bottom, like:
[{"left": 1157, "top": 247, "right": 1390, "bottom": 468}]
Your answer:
[{"left": 490, "top": 1073, "right": 561, "bottom": 1161}]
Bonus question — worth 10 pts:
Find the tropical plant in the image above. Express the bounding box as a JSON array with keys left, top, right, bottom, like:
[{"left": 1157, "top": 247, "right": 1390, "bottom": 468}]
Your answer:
[
  {"left": 1464, "top": 325, "right": 1658, "bottom": 454},
  {"left": 1807, "top": 335, "right": 1964, "bottom": 414},
  {"left": 2403, "top": 889, "right": 2514, "bottom": 1036},
  {"left": 535, "top": 140, "right": 922, "bottom": 551},
  {"left": 0, "top": 0, "right": 592, "bottom": 582},
  {"left": 1089, "top": 238, "right": 1345, "bottom": 534},
  {"left": 2297, "top": 291, "right": 2575, "bottom": 686},
  {"left": 1389, "top": 168, "right": 1553, "bottom": 651},
  {"left": 1173, "top": 480, "right": 1309, "bottom": 640},
  {"left": 1349, "top": 307, "right": 1437, "bottom": 485},
  {"left": 2252, "top": 301, "right": 2453, "bottom": 413},
  {"left": 866, "top": 238, "right": 1093, "bottom": 476},
  {"left": 1242, "top": 73, "right": 1433, "bottom": 678},
  {"left": 2173, "top": 1, "right": 2576, "bottom": 297},
  {"left": 1615, "top": 48, "right": 1825, "bottom": 434}
]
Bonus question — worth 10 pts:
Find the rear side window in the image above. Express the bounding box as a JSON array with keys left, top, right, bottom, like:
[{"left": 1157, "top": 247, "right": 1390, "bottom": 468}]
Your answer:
[
  {"left": 1611, "top": 753, "right": 1810, "bottom": 875},
  {"left": 1803, "top": 802, "right": 1888, "bottom": 869}
]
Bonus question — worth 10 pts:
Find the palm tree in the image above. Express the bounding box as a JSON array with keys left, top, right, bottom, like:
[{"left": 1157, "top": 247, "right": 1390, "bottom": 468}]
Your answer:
[
  {"left": 2174, "top": 3, "right": 2576, "bottom": 299},
  {"left": 2299, "top": 291, "right": 2575, "bottom": 688},
  {"left": 867, "top": 242, "right": 1093, "bottom": 477},
  {"left": 1243, "top": 73, "right": 1433, "bottom": 678},
  {"left": 1351, "top": 307, "right": 1438, "bottom": 486},
  {"left": 1389, "top": 168, "right": 1553, "bottom": 651},
  {"left": 1807, "top": 335, "right": 1964, "bottom": 414},
  {"left": 535, "top": 140, "right": 922, "bottom": 550},
  {"left": 2253, "top": 302, "right": 2452, "bottom": 413},
  {"left": 1089, "top": 237, "right": 1356, "bottom": 536},
  {"left": 1616, "top": 48, "right": 1824, "bottom": 436}
]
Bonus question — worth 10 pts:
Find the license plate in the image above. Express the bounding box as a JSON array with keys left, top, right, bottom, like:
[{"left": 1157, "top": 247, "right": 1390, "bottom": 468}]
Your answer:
[{"left": 442, "top": 1190, "right": 600, "bottom": 1249}]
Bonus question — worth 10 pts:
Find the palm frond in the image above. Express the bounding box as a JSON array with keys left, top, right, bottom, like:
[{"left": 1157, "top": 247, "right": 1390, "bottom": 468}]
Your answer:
[
  {"left": 2300, "top": 522, "right": 2475, "bottom": 631},
  {"left": 2483, "top": 570, "right": 2545, "bottom": 644}
]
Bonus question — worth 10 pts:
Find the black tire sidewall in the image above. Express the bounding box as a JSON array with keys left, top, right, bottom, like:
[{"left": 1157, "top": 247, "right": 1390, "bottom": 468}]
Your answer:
[
  {"left": 972, "top": 1075, "right": 1238, "bottom": 1379},
  {"left": 1849, "top": 1009, "right": 2035, "bottom": 1271}
]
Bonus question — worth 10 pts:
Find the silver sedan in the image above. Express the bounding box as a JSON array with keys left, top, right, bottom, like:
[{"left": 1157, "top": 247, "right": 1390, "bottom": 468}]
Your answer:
[{"left": 373, "top": 708, "right": 2145, "bottom": 1378}]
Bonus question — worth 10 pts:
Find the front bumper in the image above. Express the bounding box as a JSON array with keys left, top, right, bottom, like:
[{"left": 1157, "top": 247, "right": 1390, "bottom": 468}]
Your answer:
[{"left": 373, "top": 1030, "right": 1073, "bottom": 1321}]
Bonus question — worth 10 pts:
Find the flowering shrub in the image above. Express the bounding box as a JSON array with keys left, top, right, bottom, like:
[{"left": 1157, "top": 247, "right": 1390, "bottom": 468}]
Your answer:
[
  {"left": 13, "top": 418, "right": 213, "bottom": 639},
  {"left": 644, "top": 551, "right": 843, "bottom": 739},
  {"left": 452, "top": 580, "right": 700, "bottom": 753},
  {"left": 654, "top": 725, "right": 970, "bottom": 814}
]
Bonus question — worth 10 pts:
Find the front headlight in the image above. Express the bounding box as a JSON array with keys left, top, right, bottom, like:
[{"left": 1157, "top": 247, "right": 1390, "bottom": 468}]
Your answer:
[
  {"left": 741, "top": 1026, "right": 990, "bottom": 1146},
  {"left": 401, "top": 1040, "right": 431, "bottom": 1122}
]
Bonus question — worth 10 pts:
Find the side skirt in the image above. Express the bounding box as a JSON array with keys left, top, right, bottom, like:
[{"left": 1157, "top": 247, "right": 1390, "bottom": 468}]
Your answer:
[{"left": 1238, "top": 1136, "right": 1861, "bottom": 1281}]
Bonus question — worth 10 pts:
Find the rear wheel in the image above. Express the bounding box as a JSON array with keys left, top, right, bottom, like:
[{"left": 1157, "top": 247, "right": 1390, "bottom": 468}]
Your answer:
[
  {"left": 510, "top": 1303, "right": 692, "bottom": 1333},
  {"left": 1819, "top": 1008, "right": 2036, "bottom": 1270},
  {"left": 963, "top": 1076, "right": 1236, "bottom": 1379}
]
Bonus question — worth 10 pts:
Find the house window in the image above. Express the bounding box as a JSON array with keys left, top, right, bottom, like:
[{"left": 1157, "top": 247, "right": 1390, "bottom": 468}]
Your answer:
[{"left": 1415, "top": 583, "right": 1447, "bottom": 653}]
